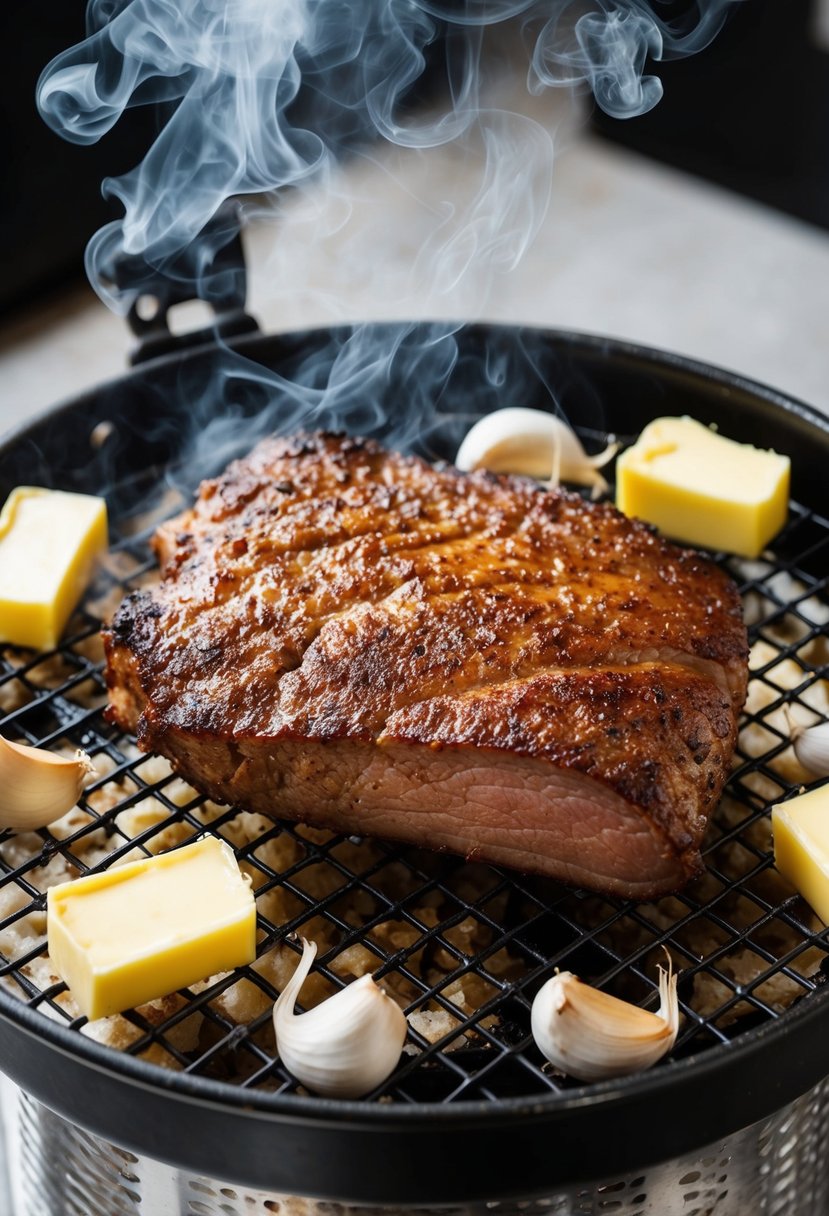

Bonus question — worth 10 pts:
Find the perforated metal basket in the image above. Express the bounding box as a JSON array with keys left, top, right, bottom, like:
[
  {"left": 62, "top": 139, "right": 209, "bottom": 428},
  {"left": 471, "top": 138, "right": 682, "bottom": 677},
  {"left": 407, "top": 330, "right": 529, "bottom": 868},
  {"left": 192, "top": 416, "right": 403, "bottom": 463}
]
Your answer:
[
  {"left": 0, "top": 323, "right": 828, "bottom": 1210},
  {"left": 5, "top": 1080, "right": 829, "bottom": 1216}
]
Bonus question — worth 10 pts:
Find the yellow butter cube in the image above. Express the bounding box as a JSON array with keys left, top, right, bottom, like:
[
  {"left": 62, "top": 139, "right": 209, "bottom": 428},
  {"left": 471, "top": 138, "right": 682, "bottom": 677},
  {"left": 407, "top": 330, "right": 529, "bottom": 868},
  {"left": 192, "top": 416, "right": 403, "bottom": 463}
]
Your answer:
[
  {"left": 616, "top": 417, "right": 790, "bottom": 558},
  {"left": 773, "top": 785, "right": 829, "bottom": 924},
  {"left": 0, "top": 487, "right": 108, "bottom": 650},
  {"left": 47, "top": 836, "right": 256, "bottom": 1020}
]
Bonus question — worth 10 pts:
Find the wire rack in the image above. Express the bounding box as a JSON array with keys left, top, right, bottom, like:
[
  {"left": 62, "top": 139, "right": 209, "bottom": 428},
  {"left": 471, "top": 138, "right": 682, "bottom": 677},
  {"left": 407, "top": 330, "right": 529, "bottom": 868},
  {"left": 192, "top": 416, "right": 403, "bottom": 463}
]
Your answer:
[{"left": 0, "top": 447, "right": 828, "bottom": 1108}]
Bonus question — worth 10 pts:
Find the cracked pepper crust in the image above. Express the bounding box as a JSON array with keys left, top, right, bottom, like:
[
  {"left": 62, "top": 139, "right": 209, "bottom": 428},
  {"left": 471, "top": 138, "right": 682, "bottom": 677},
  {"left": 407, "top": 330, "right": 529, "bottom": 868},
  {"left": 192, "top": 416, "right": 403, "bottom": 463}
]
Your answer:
[{"left": 104, "top": 431, "right": 749, "bottom": 898}]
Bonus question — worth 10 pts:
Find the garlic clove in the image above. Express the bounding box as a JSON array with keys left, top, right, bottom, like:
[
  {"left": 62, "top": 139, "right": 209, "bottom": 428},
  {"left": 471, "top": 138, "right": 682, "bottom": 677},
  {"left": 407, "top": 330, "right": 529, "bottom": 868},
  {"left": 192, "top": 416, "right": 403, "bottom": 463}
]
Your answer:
[
  {"left": 273, "top": 937, "right": 407, "bottom": 1098},
  {"left": 786, "top": 711, "right": 829, "bottom": 778},
  {"left": 531, "top": 964, "right": 678, "bottom": 1082},
  {"left": 0, "top": 736, "right": 96, "bottom": 832},
  {"left": 455, "top": 407, "right": 618, "bottom": 498}
]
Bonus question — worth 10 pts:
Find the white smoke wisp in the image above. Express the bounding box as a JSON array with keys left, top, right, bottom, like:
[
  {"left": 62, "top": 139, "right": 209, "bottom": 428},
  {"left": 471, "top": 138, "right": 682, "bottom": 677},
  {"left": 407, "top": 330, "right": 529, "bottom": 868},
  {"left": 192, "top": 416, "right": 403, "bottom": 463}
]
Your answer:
[
  {"left": 527, "top": 0, "right": 740, "bottom": 117},
  {"left": 37, "top": 0, "right": 742, "bottom": 484},
  {"left": 39, "top": 0, "right": 324, "bottom": 309},
  {"left": 38, "top": 0, "right": 741, "bottom": 314}
]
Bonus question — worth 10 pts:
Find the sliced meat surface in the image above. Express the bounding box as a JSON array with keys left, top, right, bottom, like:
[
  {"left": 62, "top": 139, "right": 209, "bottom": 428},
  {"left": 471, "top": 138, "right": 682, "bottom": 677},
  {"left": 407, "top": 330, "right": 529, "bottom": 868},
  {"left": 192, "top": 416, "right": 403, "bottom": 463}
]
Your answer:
[{"left": 104, "top": 431, "right": 749, "bottom": 898}]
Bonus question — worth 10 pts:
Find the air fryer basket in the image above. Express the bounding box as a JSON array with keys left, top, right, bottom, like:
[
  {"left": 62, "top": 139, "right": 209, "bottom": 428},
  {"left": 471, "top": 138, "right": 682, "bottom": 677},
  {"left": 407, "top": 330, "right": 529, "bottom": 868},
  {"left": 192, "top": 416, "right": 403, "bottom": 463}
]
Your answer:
[
  {"left": 6, "top": 1077, "right": 829, "bottom": 1216},
  {"left": 0, "top": 323, "right": 828, "bottom": 1205}
]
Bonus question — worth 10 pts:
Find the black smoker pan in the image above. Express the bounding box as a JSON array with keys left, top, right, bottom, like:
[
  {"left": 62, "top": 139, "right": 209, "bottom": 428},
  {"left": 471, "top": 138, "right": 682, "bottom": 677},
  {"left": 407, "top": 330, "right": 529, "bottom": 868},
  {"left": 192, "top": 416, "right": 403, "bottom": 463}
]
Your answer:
[{"left": 0, "top": 322, "right": 828, "bottom": 1204}]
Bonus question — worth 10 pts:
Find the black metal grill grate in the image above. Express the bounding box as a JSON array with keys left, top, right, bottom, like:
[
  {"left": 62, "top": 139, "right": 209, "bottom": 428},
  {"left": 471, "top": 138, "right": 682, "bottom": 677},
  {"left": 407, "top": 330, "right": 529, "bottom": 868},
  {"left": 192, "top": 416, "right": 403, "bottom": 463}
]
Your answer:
[{"left": 0, "top": 454, "right": 828, "bottom": 1107}]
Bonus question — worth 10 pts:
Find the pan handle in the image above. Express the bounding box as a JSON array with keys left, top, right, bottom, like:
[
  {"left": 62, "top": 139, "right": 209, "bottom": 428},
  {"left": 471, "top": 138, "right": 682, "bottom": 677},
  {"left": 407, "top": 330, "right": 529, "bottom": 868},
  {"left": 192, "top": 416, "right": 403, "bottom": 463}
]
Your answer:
[{"left": 110, "top": 201, "right": 260, "bottom": 365}]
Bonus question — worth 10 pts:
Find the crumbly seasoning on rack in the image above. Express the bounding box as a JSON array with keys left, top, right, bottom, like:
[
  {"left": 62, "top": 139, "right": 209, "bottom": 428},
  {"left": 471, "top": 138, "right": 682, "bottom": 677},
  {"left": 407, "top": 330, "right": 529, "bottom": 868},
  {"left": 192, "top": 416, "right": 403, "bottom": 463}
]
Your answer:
[
  {"left": 0, "top": 740, "right": 516, "bottom": 1073},
  {"left": 0, "top": 516, "right": 827, "bottom": 1098}
]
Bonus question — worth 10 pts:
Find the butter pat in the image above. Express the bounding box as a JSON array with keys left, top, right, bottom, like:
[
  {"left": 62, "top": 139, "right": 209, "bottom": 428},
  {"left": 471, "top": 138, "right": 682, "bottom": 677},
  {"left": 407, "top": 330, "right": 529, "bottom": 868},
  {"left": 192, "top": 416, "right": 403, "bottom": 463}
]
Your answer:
[
  {"left": 0, "top": 487, "right": 108, "bottom": 650},
  {"left": 47, "top": 836, "right": 256, "bottom": 1020},
  {"left": 773, "top": 785, "right": 829, "bottom": 924},
  {"left": 616, "top": 417, "right": 790, "bottom": 558}
]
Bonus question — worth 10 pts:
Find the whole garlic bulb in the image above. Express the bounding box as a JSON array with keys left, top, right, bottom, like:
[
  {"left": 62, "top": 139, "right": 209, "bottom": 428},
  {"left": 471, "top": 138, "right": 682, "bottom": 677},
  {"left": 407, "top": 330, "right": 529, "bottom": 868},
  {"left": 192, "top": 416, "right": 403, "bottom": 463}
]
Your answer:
[
  {"left": 531, "top": 964, "right": 678, "bottom": 1082},
  {"left": 273, "top": 938, "right": 407, "bottom": 1098},
  {"left": 455, "top": 407, "right": 618, "bottom": 498},
  {"left": 0, "top": 736, "right": 95, "bottom": 832}
]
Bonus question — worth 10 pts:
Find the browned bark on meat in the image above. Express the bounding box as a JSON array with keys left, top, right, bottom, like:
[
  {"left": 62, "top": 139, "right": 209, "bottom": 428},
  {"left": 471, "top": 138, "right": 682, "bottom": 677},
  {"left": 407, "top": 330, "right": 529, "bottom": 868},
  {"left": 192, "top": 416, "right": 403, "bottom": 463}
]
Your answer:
[{"left": 104, "top": 432, "right": 748, "bottom": 898}]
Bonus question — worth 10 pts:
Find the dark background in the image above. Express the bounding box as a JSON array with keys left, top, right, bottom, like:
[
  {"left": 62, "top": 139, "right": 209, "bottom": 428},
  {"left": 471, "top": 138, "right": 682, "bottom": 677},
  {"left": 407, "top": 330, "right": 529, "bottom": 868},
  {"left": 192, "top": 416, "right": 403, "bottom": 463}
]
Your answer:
[
  {"left": 2, "top": 8, "right": 157, "bottom": 314},
  {"left": 592, "top": 1, "right": 829, "bottom": 235}
]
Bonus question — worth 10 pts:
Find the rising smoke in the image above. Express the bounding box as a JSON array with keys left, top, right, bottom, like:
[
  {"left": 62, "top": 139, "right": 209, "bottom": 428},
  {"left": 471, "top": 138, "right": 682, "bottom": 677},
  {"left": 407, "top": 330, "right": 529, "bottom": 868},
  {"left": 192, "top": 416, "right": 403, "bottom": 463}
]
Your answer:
[
  {"left": 39, "top": 0, "right": 740, "bottom": 312},
  {"left": 36, "top": 0, "right": 741, "bottom": 478}
]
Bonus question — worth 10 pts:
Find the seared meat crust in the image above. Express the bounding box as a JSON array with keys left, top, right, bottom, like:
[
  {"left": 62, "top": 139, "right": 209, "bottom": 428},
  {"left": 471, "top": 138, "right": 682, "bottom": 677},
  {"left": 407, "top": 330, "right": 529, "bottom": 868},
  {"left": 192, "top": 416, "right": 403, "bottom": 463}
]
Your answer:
[{"left": 105, "top": 431, "right": 748, "bottom": 897}]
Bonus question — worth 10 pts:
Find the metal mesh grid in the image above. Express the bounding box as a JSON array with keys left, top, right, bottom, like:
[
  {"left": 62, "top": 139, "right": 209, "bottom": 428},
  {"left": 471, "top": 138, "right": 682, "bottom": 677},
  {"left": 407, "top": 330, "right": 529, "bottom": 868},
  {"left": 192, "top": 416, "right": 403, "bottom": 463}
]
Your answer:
[{"left": 0, "top": 450, "right": 828, "bottom": 1108}]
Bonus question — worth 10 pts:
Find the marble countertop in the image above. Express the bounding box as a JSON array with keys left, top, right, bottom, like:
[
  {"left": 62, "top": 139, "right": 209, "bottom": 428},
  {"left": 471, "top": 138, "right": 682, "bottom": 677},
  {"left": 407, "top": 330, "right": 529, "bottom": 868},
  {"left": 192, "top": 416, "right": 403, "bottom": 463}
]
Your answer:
[{"left": 2, "top": 90, "right": 828, "bottom": 438}]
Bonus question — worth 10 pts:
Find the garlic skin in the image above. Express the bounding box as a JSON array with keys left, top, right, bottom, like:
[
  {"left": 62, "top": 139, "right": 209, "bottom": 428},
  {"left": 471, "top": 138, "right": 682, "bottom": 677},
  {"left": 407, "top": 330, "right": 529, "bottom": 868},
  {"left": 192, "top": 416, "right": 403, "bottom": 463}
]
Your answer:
[
  {"left": 455, "top": 407, "right": 618, "bottom": 497},
  {"left": 789, "top": 718, "right": 829, "bottom": 778},
  {"left": 0, "top": 736, "right": 95, "bottom": 832},
  {"left": 273, "top": 938, "right": 407, "bottom": 1098},
  {"left": 531, "top": 965, "right": 678, "bottom": 1082}
]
